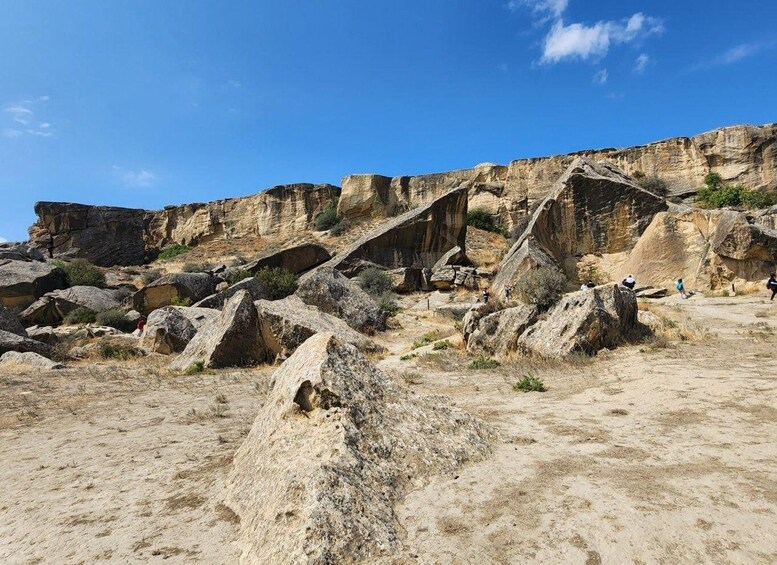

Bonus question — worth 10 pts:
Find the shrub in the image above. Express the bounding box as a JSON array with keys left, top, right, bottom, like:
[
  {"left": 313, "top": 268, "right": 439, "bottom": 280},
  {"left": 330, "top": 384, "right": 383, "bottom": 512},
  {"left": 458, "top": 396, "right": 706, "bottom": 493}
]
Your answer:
[
  {"left": 412, "top": 330, "right": 441, "bottom": 350},
  {"left": 467, "top": 208, "right": 508, "bottom": 237},
  {"left": 227, "top": 269, "right": 252, "bottom": 285},
  {"left": 254, "top": 266, "right": 298, "bottom": 300},
  {"left": 516, "top": 267, "right": 567, "bottom": 310},
  {"left": 98, "top": 342, "right": 142, "bottom": 361},
  {"left": 399, "top": 353, "right": 417, "bottom": 361},
  {"left": 513, "top": 373, "right": 546, "bottom": 392},
  {"left": 95, "top": 308, "right": 135, "bottom": 332},
  {"left": 63, "top": 307, "right": 96, "bottom": 325},
  {"left": 329, "top": 218, "right": 351, "bottom": 236},
  {"left": 182, "top": 262, "right": 213, "bottom": 273},
  {"left": 377, "top": 291, "right": 400, "bottom": 317},
  {"left": 696, "top": 172, "right": 777, "bottom": 209},
  {"left": 141, "top": 269, "right": 163, "bottom": 285},
  {"left": 157, "top": 244, "right": 191, "bottom": 261},
  {"left": 635, "top": 175, "right": 670, "bottom": 197},
  {"left": 468, "top": 356, "right": 500, "bottom": 370},
  {"left": 170, "top": 296, "right": 192, "bottom": 307},
  {"left": 315, "top": 199, "right": 340, "bottom": 231},
  {"left": 184, "top": 361, "right": 205, "bottom": 375},
  {"left": 432, "top": 340, "right": 452, "bottom": 351},
  {"left": 54, "top": 259, "right": 106, "bottom": 288},
  {"left": 359, "top": 268, "right": 393, "bottom": 298}
]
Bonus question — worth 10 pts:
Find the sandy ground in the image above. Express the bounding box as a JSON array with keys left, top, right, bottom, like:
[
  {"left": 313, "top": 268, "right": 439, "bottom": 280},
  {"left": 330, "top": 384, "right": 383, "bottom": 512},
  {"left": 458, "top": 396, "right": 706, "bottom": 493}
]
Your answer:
[{"left": 1, "top": 294, "right": 776, "bottom": 564}]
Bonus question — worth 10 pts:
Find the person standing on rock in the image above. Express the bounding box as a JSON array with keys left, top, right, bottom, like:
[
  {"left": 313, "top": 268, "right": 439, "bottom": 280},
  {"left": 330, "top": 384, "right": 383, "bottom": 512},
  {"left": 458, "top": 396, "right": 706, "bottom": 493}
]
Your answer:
[
  {"left": 47, "top": 235, "right": 54, "bottom": 259},
  {"left": 482, "top": 288, "right": 490, "bottom": 304},
  {"left": 622, "top": 275, "right": 636, "bottom": 290},
  {"left": 504, "top": 286, "right": 512, "bottom": 301},
  {"left": 767, "top": 274, "right": 777, "bottom": 300},
  {"left": 133, "top": 318, "right": 146, "bottom": 337},
  {"left": 676, "top": 278, "right": 687, "bottom": 299}
]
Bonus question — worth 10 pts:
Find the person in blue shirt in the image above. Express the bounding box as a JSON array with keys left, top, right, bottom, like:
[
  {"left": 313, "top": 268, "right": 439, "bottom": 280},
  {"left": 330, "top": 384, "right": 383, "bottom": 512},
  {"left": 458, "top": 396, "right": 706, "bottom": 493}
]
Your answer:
[{"left": 676, "top": 278, "right": 687, "bottom": 299}]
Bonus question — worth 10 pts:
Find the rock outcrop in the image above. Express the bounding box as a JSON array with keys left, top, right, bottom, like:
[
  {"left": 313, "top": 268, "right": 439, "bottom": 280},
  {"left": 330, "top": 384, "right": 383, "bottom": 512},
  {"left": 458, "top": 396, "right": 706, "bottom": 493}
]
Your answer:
[
  {"left": 0, "top": 260, "right": 67, "bottom": 309},
  {"left": 255, "top": 295, "right": 381, "bottom": 362},
  {"left": 0, "top": 307, "right": 27, "bottom": 337},
  {"left": 238, "top": 243, "right": 331, "bottom": 275},
  {"left": 225, "top": 333, "right": 492, "bottom": 564},
  {"left": 0, "top": 241, "right": 45, "bottom": 262},
  {"left": 170, "top": 290, "right": 263, "bottom": 370},
  {"left": 140, "top": 306, "right": 218, "bottom": 354},
  {"left": 492, "top": 158, "right": 667, "bottom": 295},
  {"left": 20, "top": 286, "right": 123, "bottom": 326},
  {"left": 466, "top": 305, "right": 539, "bottom": 358},
  {"left": 0, "top": 351, "right": 63, "bottom": 370},
  {"left": 295, "top": 267, "right": 385, "bottom": 333},
  {"left": 132, "top": 273, "right": 216, "bottom": 315},
  {"left": 193, "top": 278, "right": 268, "bottom": 309},
  {"left": 324, "top": 186, "right": 468, "bottom": 276},
  {"left": 0, "top": 329, "right": 54, "bottom": 357}
]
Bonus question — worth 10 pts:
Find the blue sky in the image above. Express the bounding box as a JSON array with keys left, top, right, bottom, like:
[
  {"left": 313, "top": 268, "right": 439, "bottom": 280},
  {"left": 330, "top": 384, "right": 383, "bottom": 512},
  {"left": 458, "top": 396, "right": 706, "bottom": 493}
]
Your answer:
[{"left": 1, "top": 0, "right": 775, "bottom": 241}]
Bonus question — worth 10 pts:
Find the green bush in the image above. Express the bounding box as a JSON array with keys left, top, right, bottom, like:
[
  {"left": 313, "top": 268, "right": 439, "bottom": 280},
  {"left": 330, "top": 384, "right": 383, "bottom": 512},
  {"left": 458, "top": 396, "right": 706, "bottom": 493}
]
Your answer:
[
  {"left": 513, "top": 373, "right": 546, "bottom": 392},
  {"left": 141, "top": 269, "right": 162, "bottom": 285},
  {"left": 184, "top": 361, "right": 205, "bottom": 375},
  {"left": 95, "top": 308, "right": 135, "bottom": 332},
  {"left": 359, "top": 268, "right": 393, "bottom": 298},
  {"left": 157, "top": 244, "right": 191, "bottom": 261},
  {"left": 170, "top": 296, "right": 192, "bottom": 307},
  {"left": 466, "top": 208, "right": 508, "bottom": 237},
  {"left": 432, "top": 340, "right": 452, "bottom": 351},
  {"left": 53, "top": 259, "right": 106, "bottom": 288},
  {"left": 63, "top": 307, "right": 96, "bottom": 325},
  {"left": 329, "top": 218, "right": 350, "bottom": 236},
  {"left": 635, "top": 175, "right": 670, "bottom": 197},
  {"left": 227, "top": 269, "right": 252, "bottom": 285},
  {"left": 412, "top": 330, "right": 441, "bottom": 350},
  {"left": 315, "top": 199, "right": 340, "bottom": 231},
  {"left": 255, "top": 266, "right": 298, "bottom": 300},
  {"left": 516, "top": 267, "right": 567, "bottom": 310},
  {"left": 377, "top": 291, "right": 400, "bottom": 317},
  {"left": 696, "top": 172, "right": 777, "bottom": 209},
  {"left": 98, "top": 342, "right": 142, "bottom": 361},
  {"left": 468, "top": 356, "right": 500, "bottom": 370}
]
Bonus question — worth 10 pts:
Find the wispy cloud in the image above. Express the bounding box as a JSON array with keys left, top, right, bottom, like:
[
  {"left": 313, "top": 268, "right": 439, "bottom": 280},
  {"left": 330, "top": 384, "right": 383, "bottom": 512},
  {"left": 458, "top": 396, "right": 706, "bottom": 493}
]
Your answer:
[
  {"left": 2, "top": 96, "right": 53, "bottom": 138},
  {"left": 634, "top": 53, "right": 650, "bottom": 73},
  {"left": 540, "top": 13, "right": 664, "bottom": 64},
  {"left": 694, "top": 40, "right": 777, "bottom": 70},
  {"left": 506, "top": 0, "right": 569, "bottom": 21},
  {"left": 593, "top": 69, "right": 608, "bottom": 84},
  {"left": 113, "top": 165, "right": 157, "bottom": 187},
  {"left": 228, "top": 79, "right": 242, "bottom": 88}
]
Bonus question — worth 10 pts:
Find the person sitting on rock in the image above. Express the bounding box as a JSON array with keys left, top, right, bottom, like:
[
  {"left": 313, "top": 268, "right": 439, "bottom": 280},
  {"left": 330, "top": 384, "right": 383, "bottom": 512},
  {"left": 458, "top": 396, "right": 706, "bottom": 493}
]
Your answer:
[
  {"left": 621, "top": 275, "right": 636, "bottom": 290},
  {"left": 586, "top": 280, "right": 596, "bottom": 289},
  {"left": 676, "top": 278, "right": 687, "bottom": 299},
  {"left": 767, "top": 274, "right": 777, "bottom": 300},
  {"left": 482, "top": 288, "right": 490, "bottom": 304},
  {"left": 504, "top": 286, "right": 512, "bottom": 301},
  {"left": 132, "top": 318, "right": 146, "bottom": 338}
]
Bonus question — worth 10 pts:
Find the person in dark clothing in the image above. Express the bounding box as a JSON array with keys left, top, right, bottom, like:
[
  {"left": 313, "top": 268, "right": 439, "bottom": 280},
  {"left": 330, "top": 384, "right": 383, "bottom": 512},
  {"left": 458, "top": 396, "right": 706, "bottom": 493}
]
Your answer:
[
  {"left": 767, "top": 274, "right": 777, "bottom": 300},
  {"left": 482, "top": 288, "right": 490, "bottom": 304},
  {"left": 47, "top": 235, "right": 54, "bottom": 259},
  {"left": 621, "top": 275, "right": 636, "bottom": 290}
]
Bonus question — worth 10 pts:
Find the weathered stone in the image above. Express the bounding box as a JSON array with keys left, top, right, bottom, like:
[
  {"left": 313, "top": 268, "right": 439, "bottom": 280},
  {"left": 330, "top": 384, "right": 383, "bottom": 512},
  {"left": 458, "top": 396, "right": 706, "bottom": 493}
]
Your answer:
[
  {"left": 337, "top": 174, "right": 395, "bottom": 220},
  {"left": 432, "top": 245, "right": 473, "bottom": 270},
  {"left": 170, "top": 291, "right": 263, "bottom": 370},
  {"left": 20, "top": 286, "right": 122, "bottom": 326},
  {"left": 132, "top": 272, "right": 216, "bottom": 315},
  {"left": 26, "top": 325, "right": 58, "bottom": 344},
  {"left": 239, "top": 243, "right": 332, "bottom": 276},
  {"left": 225, "top": 333, "right": 492, "bottom": 564},
  {"left": 0, "top": 307, "right": 26, "bottom": 337},
  {"left": 635, "top": 287, "right": 668, "bottom": 298},
  {"left": 466, "top": 305, "right": 540, "bottom": 358},
  {"left": 430, "top": 265, "right": 480, "bottom": 290},
  {"left": 0, "top": 241, "right": 45, "bottom": 262},
  {"left": 0, "top": 329, "right": 54, "bottom": 357},
  {"left": 517, "top": 284, "right": 638, "bottom": 358},
  {"left": 388, "top": 267, "right": 423, "bottom": 293},
  {"left": 193, "top": 278, "right": 269, "bottom": 309},
  {"left": 254, "top": 295, "right": 381, "bottom": 362},
  {"left": 324, "top": 186, "right": 468, "bottom": 275},
  {"left": 0, "top": 351, "right": 63, "bottom": 370},
  {"left": 295, "top": 266, "right": 385, "bottom": 332},
  {"left": 0, "top": 260, "right": 67, "bottom": 309},
  {"left": 141, "top": 306, "right": 218, "bottom": 354}
]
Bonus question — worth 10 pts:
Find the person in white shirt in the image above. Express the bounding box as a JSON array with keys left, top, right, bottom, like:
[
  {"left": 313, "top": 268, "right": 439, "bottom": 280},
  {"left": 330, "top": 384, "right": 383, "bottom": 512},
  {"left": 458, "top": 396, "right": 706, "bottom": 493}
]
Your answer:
[{"left": 621, "top": 275, "right": 636, "bottom": 290}]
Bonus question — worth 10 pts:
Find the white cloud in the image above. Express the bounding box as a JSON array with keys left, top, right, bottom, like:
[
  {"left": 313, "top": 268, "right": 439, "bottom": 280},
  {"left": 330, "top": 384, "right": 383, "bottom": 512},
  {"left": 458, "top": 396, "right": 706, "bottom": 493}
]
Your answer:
[
  {"left": 507, "top": 0, "right": 569, "bottom": 19},
  {"left": 634, "top": 53, "right": 650, "bottom": 73},
  {"left": 540, "top": 13, "right": 663, "bottom": 64},
  {"left": 2, "top": 97, "right": 53, "bottom": 138},
  {"left": 113, "top": 165, "right": 157, "bottom": 187},
  {"left": 695, "top": 40, "right": 777, "bottom": 69},
  {"left": 593, "top": 69, "right": 608, "bottom": 84}
]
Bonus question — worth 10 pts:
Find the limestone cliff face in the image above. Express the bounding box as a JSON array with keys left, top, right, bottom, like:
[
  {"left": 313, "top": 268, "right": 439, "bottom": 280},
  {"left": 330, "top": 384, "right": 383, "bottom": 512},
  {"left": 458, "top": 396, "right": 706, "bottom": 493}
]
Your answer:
[{"left": 29, "top": 183, "right": 340, "bottom": 265}]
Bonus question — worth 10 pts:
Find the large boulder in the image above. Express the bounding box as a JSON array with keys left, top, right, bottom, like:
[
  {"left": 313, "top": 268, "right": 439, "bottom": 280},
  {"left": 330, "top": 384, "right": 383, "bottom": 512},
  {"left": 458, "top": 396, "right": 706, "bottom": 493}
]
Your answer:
[
  {"left": 0, "top": 307, "right": 27, "bottom": 337},
  {"left": 0, "top": 241, "right": 45, "bottom": 262},
  {"left": 238, "top": 243, "right": 332, "bottom": 276},
  {"left": 388, "top": 267, "right": 424, "bottom": 293},
  {"left": 20, "top": 286, "right": 123, "bottom": 326},
  {"left": 518, "top": 284, "right": 638, "bottom": 358},
  {"left": 466, "top": 305, "right": 539, "bottom": 358},
  {"left": 492, "top": 158, "right": 668, "bottom": 296},
  {"left": 254, "top": 295, "right": 381, "bottom": 362},
  {"left": 132, "top": 272, "right": 216, "bottom": 315},
  {"left": 225, "top": 333, "right": 492, "bottom": 564},
  {"left": 141, "top": 306, "right": 218, "bottom": 354},
  {"left": 0, "top": 260, "right": 67, "bottom": 309},
  {"left": 295, "top": 267, "right": 386, "bottom": 332},
  {"left": 170, "top": 290, "right": 263, "bottom": 370},
  {"left": 0, "top": 351, "right": 63, "bottom": 370},
  {"left": 322, "top": 186, "right": 469, "bottom": 276},
  {"left": 0, "top": 329, "right": 54, "bottom": 357},
  {"left": 193, "top": 277, "right": 269, "bottom": 309}
]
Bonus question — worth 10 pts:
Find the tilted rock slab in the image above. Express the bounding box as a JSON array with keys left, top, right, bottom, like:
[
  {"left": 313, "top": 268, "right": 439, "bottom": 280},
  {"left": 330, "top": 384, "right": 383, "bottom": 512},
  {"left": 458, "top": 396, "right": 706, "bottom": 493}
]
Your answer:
[
  {"left": 193, "top": 277, "right": 269, "bottom": 310},
  {"left": 0, "top": 260, "right": 67, "bottom": 309},
  {"left": 225, "top": 333, "right": 493, "bottom": 564},
  {"left": 0, "top": 307, "right": 27, "bottom": 337},
  {"left": 133, "top": 272, "right": 216, "bottom": 316},
  {"left": 255, "top": 295, "right": 381, "bottom": 362},
  {"left": 239, "top": 243, "right": 331, "bottom": 276},
  {"left": 295, "top": 266, "right": 386, "bottom": 332},
  {"left": 20, "top": 286, "right": 123, "bottom": 326},
  {"left": 170, "top": 290, "right": 263, "bottom": 370},
  {"left": 323, "top": 186, "right": 468, "bottom": 276},
  {"left": 0, "top": 329, "right": 54, "bottom": 357},
  {"left": 141, "top": 306, "right": 218, "bottom": 354},
  {"left": 466, "top": 304, "right": 540, "bottom": 358},
  {"left": 0, "top": 351, "right": 63, "bottom": 370}
]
